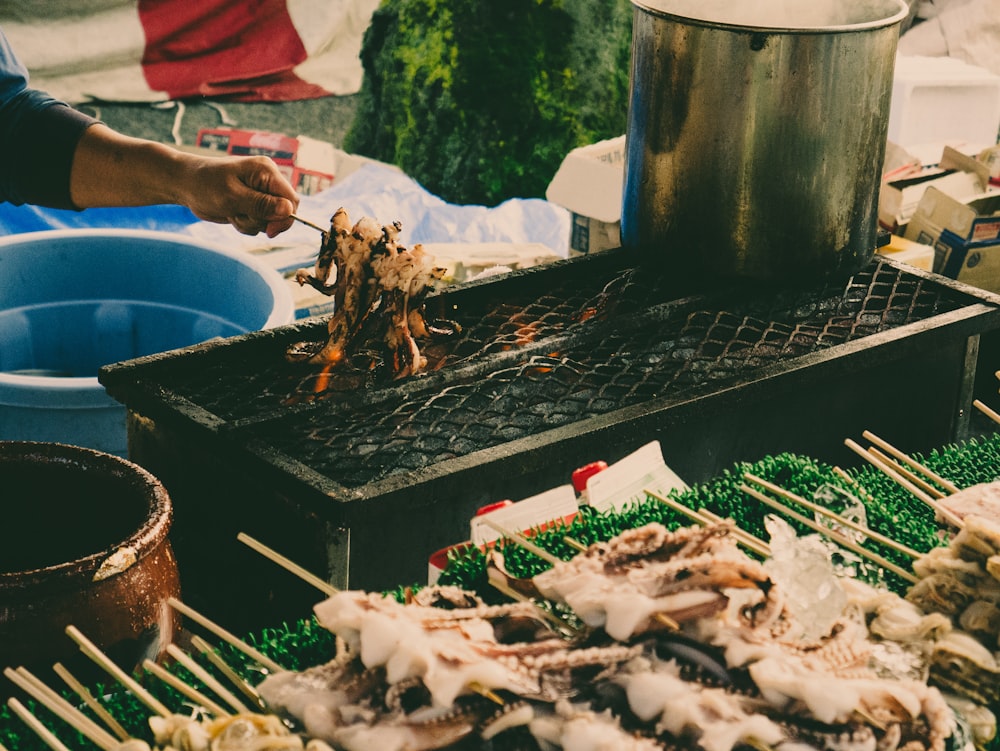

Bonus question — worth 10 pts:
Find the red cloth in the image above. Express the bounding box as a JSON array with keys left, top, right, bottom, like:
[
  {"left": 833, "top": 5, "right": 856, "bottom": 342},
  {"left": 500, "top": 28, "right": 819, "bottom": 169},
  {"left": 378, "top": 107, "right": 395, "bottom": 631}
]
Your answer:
[{"left": 138, "top": 0, "right": 331, "bottom": 101}]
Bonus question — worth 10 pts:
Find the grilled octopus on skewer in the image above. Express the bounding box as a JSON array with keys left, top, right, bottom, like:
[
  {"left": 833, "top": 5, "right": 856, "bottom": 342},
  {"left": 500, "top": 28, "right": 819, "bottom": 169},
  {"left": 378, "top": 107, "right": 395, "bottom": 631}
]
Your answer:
[{"left": 287, "top": 208, "right": 458, "bottom": 381}]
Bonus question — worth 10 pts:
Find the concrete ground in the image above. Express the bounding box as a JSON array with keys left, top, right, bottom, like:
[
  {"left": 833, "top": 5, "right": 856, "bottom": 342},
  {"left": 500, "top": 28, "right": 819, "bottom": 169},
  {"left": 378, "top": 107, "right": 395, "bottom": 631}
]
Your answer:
[{"left": 86, "top": 94, "right": 361, "bottom": 151}]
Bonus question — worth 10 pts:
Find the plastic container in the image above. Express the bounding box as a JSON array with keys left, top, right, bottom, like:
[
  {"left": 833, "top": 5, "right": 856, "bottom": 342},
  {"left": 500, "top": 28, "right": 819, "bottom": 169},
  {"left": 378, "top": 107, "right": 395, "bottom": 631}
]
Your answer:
[
  {"left": 0, "top": 229, "right": 295, "bottom": 455},
  {"left": 888, "top": 55, "right": 1000, "bottom": 161}
]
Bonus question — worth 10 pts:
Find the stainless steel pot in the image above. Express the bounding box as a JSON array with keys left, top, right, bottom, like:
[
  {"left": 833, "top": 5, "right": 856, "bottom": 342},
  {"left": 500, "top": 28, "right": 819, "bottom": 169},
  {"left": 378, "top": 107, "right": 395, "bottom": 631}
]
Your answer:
[{"left": 622, "top": 0, "right": 909, "bottom": 282}]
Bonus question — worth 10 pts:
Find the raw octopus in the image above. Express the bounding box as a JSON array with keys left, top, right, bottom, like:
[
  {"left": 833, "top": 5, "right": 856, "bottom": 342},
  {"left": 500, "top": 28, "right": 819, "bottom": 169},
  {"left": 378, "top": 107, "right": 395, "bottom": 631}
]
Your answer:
[
  {"left": 287, "top": 208, "right": 457, "bottom": 379},
  {"left": 256, "top": 522, "right": 959, "bottom": 751}
]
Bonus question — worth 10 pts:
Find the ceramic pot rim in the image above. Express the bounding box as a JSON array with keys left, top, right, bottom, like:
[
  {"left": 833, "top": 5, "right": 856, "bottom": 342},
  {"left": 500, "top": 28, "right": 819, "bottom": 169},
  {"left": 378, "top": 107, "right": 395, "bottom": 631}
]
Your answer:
[{"left": 0, "top": 441, "right": 172, "bottom": 591}]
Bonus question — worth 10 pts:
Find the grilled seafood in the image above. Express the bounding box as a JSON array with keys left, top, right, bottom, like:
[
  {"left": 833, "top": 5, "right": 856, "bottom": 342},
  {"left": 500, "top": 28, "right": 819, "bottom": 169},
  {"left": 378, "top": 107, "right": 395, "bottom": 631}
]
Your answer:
[
  {"left": 147, "top": 712, "right": 302, "bottom": 751},
  {"left": 287, "top": 208, "right": 457, "bottom": 381}
]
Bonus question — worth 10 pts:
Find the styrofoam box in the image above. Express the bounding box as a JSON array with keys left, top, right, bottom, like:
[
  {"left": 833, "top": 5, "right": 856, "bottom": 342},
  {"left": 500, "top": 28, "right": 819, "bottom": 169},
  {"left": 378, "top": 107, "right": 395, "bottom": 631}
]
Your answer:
[
  {"left": 546, "top": 136, "right": 625, "bottom": 255},
  {"left": 888, "top": 55, "right": 1000, "bottom": 157}
]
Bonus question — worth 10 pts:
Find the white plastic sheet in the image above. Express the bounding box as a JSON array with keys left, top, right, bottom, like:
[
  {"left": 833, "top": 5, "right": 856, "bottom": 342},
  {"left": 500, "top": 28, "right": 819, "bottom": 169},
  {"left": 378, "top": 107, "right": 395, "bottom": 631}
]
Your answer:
[{"left": 185, "top": 162, "right": 571, "bottom": 258}]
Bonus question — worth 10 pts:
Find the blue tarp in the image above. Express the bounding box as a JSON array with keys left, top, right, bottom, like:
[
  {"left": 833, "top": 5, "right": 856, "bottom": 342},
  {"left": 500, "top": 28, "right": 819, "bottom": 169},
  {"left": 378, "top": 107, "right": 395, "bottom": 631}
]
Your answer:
[{"left": 0, "top": 201, "right": 199, "bottom": 235}]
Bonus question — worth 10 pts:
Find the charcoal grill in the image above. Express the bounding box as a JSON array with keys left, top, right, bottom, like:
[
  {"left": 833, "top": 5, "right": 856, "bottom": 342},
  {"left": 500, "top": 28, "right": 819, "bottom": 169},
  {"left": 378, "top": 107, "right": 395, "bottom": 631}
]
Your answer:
[{"left": 100, "top": 249, "right": 1000, "bottom": 634}]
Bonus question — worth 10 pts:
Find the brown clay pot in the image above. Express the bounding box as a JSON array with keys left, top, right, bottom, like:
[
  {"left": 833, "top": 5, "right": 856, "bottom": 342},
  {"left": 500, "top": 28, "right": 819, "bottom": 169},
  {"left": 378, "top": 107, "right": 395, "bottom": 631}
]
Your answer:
[{"left": 0, "top": 441, "right": 181, "bottom": 676}]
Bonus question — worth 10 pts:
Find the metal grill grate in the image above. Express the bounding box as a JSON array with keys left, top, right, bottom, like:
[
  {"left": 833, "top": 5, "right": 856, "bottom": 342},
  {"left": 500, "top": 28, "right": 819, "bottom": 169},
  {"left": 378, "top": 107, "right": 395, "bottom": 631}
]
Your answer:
[
  {"left": 236, "top": 259, "right": 968, "bottom": 487},
  {"left": 140, "top": 257, "right": 958, "bottom": 422}
]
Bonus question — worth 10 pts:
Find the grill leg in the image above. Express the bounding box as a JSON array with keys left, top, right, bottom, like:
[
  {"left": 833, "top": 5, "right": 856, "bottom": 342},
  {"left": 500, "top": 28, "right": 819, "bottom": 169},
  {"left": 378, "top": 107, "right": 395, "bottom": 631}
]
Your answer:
[{"left": 955, "top": 333, "right": 981, "bottom": 442}]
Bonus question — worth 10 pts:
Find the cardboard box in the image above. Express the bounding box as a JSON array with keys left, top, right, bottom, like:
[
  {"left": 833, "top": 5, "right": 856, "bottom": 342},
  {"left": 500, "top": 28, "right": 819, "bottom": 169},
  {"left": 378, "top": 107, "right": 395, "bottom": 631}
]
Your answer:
[
  {"left": 981, "top": 144, "right": 1000, "bottom": 182},
  {"left": 879, "top": 168, "right": 983, "bottom": 231},
  {"left": 879, "top": 146, "right": 989, "bottom": 231},
  {"left": 195, "top": 128, "right": 337, "bottom": 196},
  {"left": 904, "top": 186, "right": 1000, "bottom": 291},
  {"left": 546, "top": 136, "right": 625, "bottom": 256}
]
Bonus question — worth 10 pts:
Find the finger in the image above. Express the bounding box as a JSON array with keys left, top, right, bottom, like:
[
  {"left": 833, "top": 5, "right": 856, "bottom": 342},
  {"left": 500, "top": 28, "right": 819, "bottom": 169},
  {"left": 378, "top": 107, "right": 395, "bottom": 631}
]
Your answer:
[
  {"left": 265, "top": 216, "right": 296, "bottom": 238},
  {"left": 230, "top": 214, "right": 265, "bottom": 236},
  {"left": 243, "top": 158, "right": 299, "bottom": 206},
  {"left": 249, "top": 192, "right": 296, "bottom": 226}
]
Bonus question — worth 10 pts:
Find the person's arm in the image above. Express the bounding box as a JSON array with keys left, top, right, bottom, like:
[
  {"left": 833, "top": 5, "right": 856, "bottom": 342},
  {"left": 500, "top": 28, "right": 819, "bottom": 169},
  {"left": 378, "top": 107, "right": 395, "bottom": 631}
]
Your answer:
[
  {"left": 69, "top": 124, "right": 299, "bottom": 237},
  {"left": 0, "top": 29, "right": 99, "bottom": 210},
  {"left": 2, "top": 27, "right": 299, "bottom": 237}
]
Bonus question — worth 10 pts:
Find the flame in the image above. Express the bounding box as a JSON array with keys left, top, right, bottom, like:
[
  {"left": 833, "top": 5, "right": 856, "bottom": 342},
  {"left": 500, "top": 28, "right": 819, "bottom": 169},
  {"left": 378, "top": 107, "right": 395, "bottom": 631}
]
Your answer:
[
  {"left": 514, "top": 320, "right": 542, "bottom": 347},
  {"left": 313, "top": 363, "right": 336, "bottom": 393}
]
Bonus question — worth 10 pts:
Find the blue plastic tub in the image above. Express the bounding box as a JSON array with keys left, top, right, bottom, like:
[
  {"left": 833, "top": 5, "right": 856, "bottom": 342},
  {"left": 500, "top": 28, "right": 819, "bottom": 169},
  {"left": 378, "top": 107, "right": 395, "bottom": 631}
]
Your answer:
[{"left": 0, "top": 229, "right": 295, "bottom": 455}]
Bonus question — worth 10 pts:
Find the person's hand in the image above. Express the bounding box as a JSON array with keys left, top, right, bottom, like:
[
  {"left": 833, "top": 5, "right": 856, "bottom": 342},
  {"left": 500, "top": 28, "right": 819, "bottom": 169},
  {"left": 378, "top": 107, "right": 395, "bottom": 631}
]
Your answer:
[
  {"left": 70, "top": 125, "right": 301, "bottom": 238},
  {"left": 184, "top": 155, "right": 300, "bottom": 238}
]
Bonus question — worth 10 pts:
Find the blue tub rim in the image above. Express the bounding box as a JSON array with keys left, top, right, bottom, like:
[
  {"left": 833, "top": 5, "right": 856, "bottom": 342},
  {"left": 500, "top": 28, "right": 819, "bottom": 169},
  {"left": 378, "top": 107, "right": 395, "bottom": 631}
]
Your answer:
[{"left": 0, "top": 227, "right": 296, "bottom": 404}]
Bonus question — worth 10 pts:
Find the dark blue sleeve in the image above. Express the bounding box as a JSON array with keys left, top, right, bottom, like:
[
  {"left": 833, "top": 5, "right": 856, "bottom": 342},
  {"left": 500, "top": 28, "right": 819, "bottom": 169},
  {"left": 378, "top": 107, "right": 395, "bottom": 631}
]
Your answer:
[{"left": 0, "top": 28, "right": 99, "bottom": 209}]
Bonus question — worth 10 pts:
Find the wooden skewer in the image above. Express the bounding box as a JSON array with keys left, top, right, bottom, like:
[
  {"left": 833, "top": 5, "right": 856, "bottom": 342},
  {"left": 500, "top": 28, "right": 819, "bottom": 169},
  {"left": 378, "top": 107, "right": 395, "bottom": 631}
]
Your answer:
[
  {"left": 165, "top": 644, "right": 254, "bottom": 715},
  {"left": 478, "top": 518, "right": 563, "bottom": 567},
  {"left": 739, "top": 483, "right": 918, "bottom": 584},
  {"left": 644, "top": 487, "right": 711, "bottom": 527},
  {"left": 832, "top": 467, "right": 881, "bottom": 508},
  {"left": 868, "top": 447, "right": 945, "bottom": 499},
  {"left": 227, "top": 536, "right": 504, "bottom": 706},
  {"left": 862, "top": 430, "right": 959, "bottom": 494},
  {"left": 653, "top": 614, "right": 681, "bottom": 631},
  {"left": 695, "top": 507, "right": 772, "bottom": 558},
  {"left": 743, "top": 474, "right": 921, "bottom": 561},
  {"left": 644, "top": 488, "right": 771, "bottom": 557},
  {"left": 7, "top": 697, "right": 74, "bottom": 751},
  {"left": 485, "top": 515, "right": 681, "bottom": 632},
  {"left": 52, "top": 662, "right": 131, "bottom": 741},
  {"left": 142, "top": 659, "right": 231, "bottom": 719},
  {"left": 832, "top": 466, "right": 854, "bottom": 484},
  {"left": 167, "top": 598, "right": 285, "bottom": 675},
  {"left": 854, "top": 707, "right": 888, "bottom": 732},
  {"left": 4, "top": 667, "right": 118, "bottom": 751},
  {"left": 467, "top": 681, "right": 505, "bottom": 706},
  {"left": 563, "top": 536, "right": 588, "bottom": 553},
  {"left": 189, "top": 636, "right": 266, "bottom": 711},
  {"left": 65, "top": 626, "right": 171, "bottom": 719},
  {"left": 743, "top": 738, "right": 776, "bottom": 751},
  {"left": 237, "top": 532, "right": 339, "bottom": 597},
  {"left": 290, "top": 213, "right": 328, "bottom": 234},
  {"left": 844, "top": 439, "right": 964, "bottom": 529},
  {"left": 974, "top": 399, "right": 1000, "bottom": 428}
]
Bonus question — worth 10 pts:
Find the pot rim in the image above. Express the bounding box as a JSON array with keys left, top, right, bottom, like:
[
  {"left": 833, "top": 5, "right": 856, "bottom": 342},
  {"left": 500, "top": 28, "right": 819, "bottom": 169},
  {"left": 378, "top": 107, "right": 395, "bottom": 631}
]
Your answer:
[
  {"left": 631, "top": 0, "right": 909, "bottom": 34},
  {"left": 0, "top": 441, "right": 172, "bottom": 589}
]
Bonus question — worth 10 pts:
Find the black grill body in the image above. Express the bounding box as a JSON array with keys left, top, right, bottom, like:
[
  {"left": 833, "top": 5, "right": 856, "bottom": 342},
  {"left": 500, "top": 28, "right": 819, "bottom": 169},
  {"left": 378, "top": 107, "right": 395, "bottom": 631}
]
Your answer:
[{"left": 100, "top": 250, "right": 1000, "bottom": 634}]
